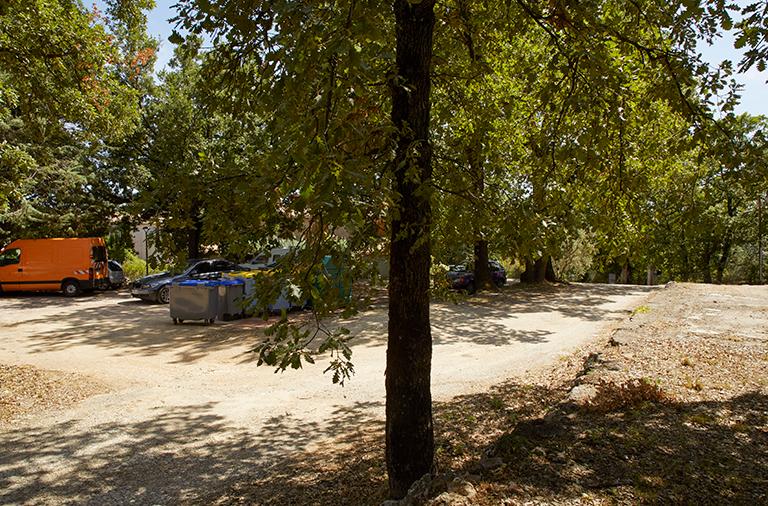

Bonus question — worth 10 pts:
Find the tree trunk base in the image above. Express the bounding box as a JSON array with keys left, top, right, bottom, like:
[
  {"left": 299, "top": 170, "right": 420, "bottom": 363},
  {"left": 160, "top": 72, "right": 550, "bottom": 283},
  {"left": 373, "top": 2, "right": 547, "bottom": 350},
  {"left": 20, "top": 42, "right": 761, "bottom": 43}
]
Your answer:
[{"left": 521, "top": 256, "right": 557, "bottom": 283}]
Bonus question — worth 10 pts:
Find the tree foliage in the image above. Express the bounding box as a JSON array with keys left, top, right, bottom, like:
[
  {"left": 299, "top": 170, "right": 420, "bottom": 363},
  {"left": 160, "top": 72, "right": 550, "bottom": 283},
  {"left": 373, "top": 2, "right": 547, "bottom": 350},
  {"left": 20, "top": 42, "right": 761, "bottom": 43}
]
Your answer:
[
  {"left": 0, "top": 0, "right": 155, "bottom": 243},
  {"left": 5, "top": 0, "right": 768, "bottom": 499}
]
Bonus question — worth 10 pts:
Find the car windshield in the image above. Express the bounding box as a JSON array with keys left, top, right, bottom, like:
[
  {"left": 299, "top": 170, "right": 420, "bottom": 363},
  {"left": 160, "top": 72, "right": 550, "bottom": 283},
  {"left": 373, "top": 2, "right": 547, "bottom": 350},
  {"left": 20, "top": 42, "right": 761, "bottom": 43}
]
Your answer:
[{"left": 185, "top": 262, "right": 210, "bottom": 275}]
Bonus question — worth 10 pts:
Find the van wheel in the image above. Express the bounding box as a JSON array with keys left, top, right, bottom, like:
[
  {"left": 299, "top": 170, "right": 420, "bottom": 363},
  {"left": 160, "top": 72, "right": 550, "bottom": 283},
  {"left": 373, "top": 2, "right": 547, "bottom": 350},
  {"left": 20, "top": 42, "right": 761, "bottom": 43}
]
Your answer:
[
  {"left": 62, "top": 280, "right": 82, "bottom": 297},
  {"left": 157, "top": 285, "right": 170, "bottom": 304}
]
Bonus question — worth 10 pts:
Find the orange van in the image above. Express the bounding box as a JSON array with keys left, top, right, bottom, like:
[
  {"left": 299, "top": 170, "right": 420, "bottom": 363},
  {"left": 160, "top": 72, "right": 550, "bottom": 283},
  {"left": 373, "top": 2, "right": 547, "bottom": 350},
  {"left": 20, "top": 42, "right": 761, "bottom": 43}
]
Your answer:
[{"left": 0, "top": 238, "right": 109, "bottom": 296}]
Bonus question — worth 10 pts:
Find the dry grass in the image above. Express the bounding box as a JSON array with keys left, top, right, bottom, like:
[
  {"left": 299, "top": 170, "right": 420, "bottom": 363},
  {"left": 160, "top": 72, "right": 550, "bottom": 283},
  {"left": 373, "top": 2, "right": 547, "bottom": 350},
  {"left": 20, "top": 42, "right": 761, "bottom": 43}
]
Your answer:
[{"left": 583, "top": 378, "right": 667, "bottom": 413}]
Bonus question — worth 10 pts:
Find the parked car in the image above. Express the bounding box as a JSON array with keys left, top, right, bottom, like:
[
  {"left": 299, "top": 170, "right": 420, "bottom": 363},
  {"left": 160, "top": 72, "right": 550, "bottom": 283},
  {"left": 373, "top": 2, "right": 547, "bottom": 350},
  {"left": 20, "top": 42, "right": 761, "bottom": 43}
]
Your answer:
[
  {"left": 107, "top": 260, "right": 125, "bottom": 289},
  {"left": 446, "top": 260, "right": 507, "bottom": 292},
  {"left": 130, "top": 258, "right": 241, "bottom": 303}
]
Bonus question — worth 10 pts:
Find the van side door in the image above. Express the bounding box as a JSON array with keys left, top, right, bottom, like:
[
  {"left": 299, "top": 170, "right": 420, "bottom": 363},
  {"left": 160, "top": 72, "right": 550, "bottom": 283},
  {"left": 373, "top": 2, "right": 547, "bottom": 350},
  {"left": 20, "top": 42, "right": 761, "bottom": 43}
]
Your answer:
[{"left": 0, "top": 248, "right": 23, "bottom": 291}]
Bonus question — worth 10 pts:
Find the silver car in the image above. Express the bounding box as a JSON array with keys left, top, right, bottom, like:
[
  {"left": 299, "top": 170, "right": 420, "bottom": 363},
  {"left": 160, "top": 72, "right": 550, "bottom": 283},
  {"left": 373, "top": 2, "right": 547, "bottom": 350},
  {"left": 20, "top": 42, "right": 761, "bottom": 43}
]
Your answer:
[{"left": 108, "top": 260, "right": 126, "bottom": 289}]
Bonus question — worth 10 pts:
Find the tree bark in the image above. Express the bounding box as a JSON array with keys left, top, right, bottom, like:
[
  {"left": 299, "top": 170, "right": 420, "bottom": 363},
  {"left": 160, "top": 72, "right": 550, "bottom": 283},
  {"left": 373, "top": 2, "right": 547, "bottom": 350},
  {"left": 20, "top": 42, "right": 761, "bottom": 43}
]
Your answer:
[
  {"left": 521, "top": 256, "right": 556, "bottom": 283},
  {"left": 716, "top": 195, "right": 736, "bottom": 284},
  {"left": 619, "top": 260, "right": 631, "bottom": 284},
  {"left": 386, "top": 0, "right": 436, "bottom": 499},
  {"left": 545, "top": 256, "right": 557, "bottom": 282},
  {"left": 186, "top": 208, "right": 203, "bottom": 260},
  {"left": 702, "top": 242, "right": 713, "bottom": 284},
  {"left": 473, "top": 239, "right": 492, "bottom": 289},
  {"left": 716, "top": 236, "right": 732, "bottom": 284}
]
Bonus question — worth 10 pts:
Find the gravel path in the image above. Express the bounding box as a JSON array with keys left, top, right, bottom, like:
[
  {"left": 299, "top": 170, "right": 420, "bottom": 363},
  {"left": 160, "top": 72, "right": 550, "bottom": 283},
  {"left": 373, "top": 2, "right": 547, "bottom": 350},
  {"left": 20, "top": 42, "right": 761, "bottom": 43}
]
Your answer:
[{"left": 0, "top": 284, "right": 653, "bottom": 505}]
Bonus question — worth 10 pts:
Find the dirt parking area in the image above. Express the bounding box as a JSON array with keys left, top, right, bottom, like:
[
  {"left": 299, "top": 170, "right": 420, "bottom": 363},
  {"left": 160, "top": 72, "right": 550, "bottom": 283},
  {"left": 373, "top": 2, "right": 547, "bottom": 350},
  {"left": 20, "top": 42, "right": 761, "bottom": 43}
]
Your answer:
[{"left": 0, "top": 284, "right": 653, "bottom": 504}]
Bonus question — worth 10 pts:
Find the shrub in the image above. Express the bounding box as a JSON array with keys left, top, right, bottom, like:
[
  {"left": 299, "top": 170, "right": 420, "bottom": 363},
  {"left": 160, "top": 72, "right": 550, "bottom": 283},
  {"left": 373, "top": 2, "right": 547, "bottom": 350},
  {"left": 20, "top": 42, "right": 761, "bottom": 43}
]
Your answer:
[
  {"left": 584, "top": 378, "right": 667, "bottom": 413},
  {"left": 122, "top": 251, "right": 164, "bottom": 281},
  {"left": 554, "top": 229, "right": 597, "bottom": 281}
]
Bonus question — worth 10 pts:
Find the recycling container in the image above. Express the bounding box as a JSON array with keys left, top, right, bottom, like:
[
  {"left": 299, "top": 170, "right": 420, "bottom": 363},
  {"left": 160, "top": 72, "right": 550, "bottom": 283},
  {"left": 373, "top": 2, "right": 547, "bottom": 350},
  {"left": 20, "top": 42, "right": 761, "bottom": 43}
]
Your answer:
[
  {"left": 224, "top": 273, "right": 258, "bottom": 316},
  {"left": 216, "top": 279, "right": 245, "bottom": 321},
  {"left": 170, "top": 280, "right": 219, "bottom": 324},
  {"left": 223, "top": 271, "right": 308, "bottom": 315}
]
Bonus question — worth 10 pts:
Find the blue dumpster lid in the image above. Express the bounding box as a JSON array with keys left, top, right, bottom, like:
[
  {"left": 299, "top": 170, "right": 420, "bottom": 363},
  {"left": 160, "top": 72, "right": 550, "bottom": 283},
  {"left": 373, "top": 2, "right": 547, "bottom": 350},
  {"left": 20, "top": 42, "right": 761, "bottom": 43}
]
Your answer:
[{"left": 178, "top": 280, "right": 201, "bottom": 286}]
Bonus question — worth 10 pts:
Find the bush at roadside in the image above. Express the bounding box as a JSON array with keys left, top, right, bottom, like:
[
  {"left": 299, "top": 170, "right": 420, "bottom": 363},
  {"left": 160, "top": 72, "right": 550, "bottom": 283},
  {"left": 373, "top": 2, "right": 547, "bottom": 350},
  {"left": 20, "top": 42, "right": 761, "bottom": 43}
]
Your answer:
[{"left": 122, "top": 251, "right": 164, "bottom": 281}]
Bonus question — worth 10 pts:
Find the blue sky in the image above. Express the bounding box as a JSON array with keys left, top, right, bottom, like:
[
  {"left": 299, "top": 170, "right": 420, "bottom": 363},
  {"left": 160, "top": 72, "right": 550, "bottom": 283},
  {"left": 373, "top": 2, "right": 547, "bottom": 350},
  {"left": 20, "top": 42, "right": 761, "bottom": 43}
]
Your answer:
[
  {"left": 114, "top": 0, "right": 767, "bottom": 116},
  {"left": 698, "top": 32, "right": 767, "bottom": 116}
]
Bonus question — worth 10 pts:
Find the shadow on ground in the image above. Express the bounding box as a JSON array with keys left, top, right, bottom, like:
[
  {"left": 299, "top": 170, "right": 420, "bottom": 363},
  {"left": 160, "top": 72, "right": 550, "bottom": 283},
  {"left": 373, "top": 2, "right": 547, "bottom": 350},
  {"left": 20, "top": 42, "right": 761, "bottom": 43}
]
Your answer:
[
  {"left": 449, "top": 386, "right": 768, "bottom": 504},
  {"left": 344, "top": 283, "right": 654, "bottom": 348},
  {"left": 199, "top": 381, "right": 768, "bottom": 504},
  {"left": 0, "top": 400, "right": 387, "bottom": 506},
  {"left": 0, "top": 291, "right": 279, "bottom": 363},
  {"left": 1, "top": 283, "right": 653, "bottom": 361}
]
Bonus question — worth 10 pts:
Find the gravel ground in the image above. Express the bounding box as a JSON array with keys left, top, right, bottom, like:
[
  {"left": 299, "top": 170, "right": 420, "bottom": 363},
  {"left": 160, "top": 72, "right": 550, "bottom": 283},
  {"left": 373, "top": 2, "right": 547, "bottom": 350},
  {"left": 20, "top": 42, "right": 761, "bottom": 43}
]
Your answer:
[
  {"left": 204, "top": 282, "right": 768, "bottom": 505},
  {"left": 4, "top": 283, "right": 764, "bottom": 505},
  {"left": 0, "top": 284, "right": 651, "bottom": 505}
]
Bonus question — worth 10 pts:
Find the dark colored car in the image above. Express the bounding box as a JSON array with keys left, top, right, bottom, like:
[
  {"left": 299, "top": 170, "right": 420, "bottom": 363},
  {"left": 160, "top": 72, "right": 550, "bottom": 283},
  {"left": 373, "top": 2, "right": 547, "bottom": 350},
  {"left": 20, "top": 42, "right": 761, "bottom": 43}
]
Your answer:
[
  {"left": 130, "top": 258, "right": 241, "bottom": 303},
  {"left": 447, "top": 260, "right": 507, "bottom": 292}
]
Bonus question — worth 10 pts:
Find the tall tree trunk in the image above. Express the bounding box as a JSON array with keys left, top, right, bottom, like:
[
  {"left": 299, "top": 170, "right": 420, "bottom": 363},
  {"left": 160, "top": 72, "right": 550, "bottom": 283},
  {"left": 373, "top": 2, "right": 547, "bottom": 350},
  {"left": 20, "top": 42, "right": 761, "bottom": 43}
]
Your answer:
[
  {"left": 468, "top": 141, "right": 492, "bottom": 290},
  {"left": 545, "top": 256, "right": 557, "bottom": 282},
  {"left": 386, "top": 0, "right": 435, "bottom": 499},
  {"left": 759, "top": 194, "right": 764, "bottom": 284},
  {"left": 680, "top": 229, "right": 691, "bottom": 280},
  {"left": 473, "top": 240, "right": 492, "bottom": 289},
  {"left": 521, "top": 256, "right": 556, "bottom": 283},
  {"left": 619, "top": 260, "right": 631, "bottom": 284},
  {"left": 701, "top": 245, "right": 713, "bottom": 284},
  {"left": 716, "top": 236, "right": 732, "bottom": 284},
  {"left": 186, "top": 209, "right": 203, "bottom": 260},
  {"left": 457, "top": 2, "right": 492, "bottom": 292},
  {"left": 716, "top": 195, "right": 736, "bottom": 284},
  {"left": 646, "top": 265, "right": 656, "bottom": 285}
]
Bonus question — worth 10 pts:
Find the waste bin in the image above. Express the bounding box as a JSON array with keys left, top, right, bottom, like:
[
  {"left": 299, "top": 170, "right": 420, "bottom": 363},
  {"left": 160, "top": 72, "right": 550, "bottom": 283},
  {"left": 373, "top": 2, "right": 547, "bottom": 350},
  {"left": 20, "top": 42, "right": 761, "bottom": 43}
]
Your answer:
[
  {"left": 319, "top": 255, "right": 352, "bottom": 305},
  {"left": 170, "top": 280, "right": 219, "bottom": 325},
  {"left": 217, "top": 279, "right": 245, "bottom": 321},
  {"left": 224, "top": 271, "right": 304, "bottom": 315},
  {"left": 224, "top": 272, "right": 258, "bottom": 316}
]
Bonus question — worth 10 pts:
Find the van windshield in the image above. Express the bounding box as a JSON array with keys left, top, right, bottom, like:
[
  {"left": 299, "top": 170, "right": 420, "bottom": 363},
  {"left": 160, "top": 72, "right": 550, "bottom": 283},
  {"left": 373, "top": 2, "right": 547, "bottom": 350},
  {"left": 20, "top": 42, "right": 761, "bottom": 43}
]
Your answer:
[{"left": 92, "top": 246, "right": 107, "bottom": 262}]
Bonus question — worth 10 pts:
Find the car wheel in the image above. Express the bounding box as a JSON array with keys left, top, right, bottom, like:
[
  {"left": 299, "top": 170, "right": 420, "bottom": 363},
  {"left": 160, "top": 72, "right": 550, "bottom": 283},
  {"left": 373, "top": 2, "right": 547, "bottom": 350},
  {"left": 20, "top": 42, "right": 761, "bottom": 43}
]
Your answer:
[
  {"left": 466, "top": 282, "right": 476, "bottom": 294},
  {"left": 62, "top": 280, "right": 82, "bottom": 297},
  {"left": 157, "top": 285, "right": 171, "bottom": 304}
]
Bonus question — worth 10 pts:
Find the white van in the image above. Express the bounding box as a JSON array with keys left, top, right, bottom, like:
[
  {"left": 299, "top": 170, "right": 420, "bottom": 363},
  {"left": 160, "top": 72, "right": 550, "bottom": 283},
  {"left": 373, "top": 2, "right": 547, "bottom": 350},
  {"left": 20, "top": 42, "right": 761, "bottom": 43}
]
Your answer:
[{"left": 240, "top": 247, "right": 290, "bottom": 270}]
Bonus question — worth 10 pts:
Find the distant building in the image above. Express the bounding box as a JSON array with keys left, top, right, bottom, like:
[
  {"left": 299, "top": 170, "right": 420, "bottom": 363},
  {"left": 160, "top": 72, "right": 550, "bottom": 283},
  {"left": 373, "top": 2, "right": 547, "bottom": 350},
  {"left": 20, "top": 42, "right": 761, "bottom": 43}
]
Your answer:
[{"left": 131, "top": 225, "right": 156, "bottom": 261}]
